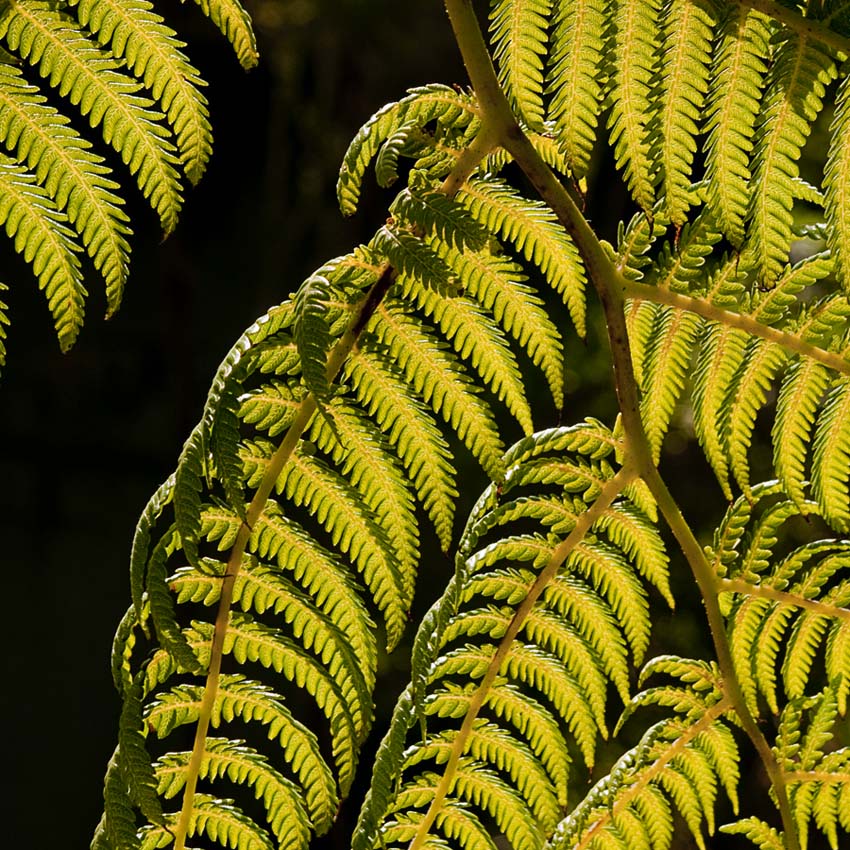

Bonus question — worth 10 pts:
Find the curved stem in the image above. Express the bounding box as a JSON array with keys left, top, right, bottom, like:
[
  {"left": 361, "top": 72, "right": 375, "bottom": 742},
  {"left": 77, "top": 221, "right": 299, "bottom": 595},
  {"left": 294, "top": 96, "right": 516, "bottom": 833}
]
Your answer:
[
  {"left": 442, "top": 2, "right": 801, "bottom": 846},
  {"left": 170, "top": 122, "right": 496, "bottom": 850}
]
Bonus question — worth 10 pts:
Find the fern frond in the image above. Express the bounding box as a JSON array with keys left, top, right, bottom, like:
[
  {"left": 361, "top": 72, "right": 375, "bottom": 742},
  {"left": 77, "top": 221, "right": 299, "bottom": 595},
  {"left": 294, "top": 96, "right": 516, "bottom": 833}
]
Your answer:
[
  {"left": 704, "top": 6, "right": 770, "bottom": 247},
  {"left": 747, "top": 31, "right": 836, "bottom": 285},
  {"left": 459, "top": 176, "right": 586, "bottom": 334},
  {"left": 369, "top": 300, "right": 506, "bottom": 479},
  {"left": 552, "top": 660, "right": 737, "bottom": 850},
  {"left": 67, "top": 0, "right": 212, "bottom": 183},
  {"left": 0, "top": 153, "right": 84, "bottom": 350},
  {"left": 0, "top": 60, "right": 131, "bottom": 313},
  {"left": 0, "top": 0, "right": 184, "bottom": 234},
  {"left": 489, "top": 0, "right": 552, "bottom": 130},
  {"left": 715, "top": 485, "right": 850, "bottom": 715},
  {"left": 337, "top": 84, "right": 479, "bottom": 216},
  {"left": 433, "top": 241, "right": 565, "bottom": 408},
  {"left": 721, "top": 818, "right": 785, "bottom": 850},
  {"left": 607, "top": 0, "right": 660, "bottom": 212},
  {"left": 812, "top": 378, "right": 850, "bottom": 531},
  {"left": 545, "top": 0, "right": 606, "bottom": 177},
  {"left": 656, "top": 0, "right": 715, "bottom": 226},
  {"left": 354, "top": 423, "right": 668, "bottom": 850},
  {"left": 188, "top": 0, "right": 257, "bottom": 69}
]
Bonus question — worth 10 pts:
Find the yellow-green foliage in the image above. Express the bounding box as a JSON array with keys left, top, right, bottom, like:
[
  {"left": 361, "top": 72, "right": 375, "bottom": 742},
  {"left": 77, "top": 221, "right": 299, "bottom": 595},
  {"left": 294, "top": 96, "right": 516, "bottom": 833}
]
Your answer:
[{"left": 82, "top": 3, "right": 850, "bottom": 850}]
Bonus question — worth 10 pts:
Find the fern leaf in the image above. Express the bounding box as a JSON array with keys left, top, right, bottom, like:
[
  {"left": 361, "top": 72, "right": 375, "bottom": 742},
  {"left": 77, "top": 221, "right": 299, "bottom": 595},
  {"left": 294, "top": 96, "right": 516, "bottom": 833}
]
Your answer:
[
  {"left": 0, "top": 153, "right": 84, "bottom": 350},
  {"left": 727, "top": 339, "right": 789, "bottom": 497},
  {"left": 371, "top": 300, "right": 506, "bottom": 480},
  {"left": 0, "top": 0, "right": 184, "bottom": 233},
  {"left": 68, "top": 0, "right": 212, "bottom": 183},
  {"left": 721, "top": 818, "right": 785, "bottom": 850},
  {"left": 607, "top": 0, "right": 661, "bottom": 211},
  {"left": 0, "top": 60, "right": 131, "bottom": 313},
  {"left": 173, "top": 423, "right": 206, "bottom": 568},
  {"left": 639, "top": 305, "right": 703, "bottom": 460},
  {"left": 372, "top": 225, "right": 455, "bottom": 294},
  {"left": 293, "top": 273, "right": 334, "bottom": 401},
  {"left": 747, "top": 31, "right": 836, "bottom": 285},
  {"left": 704, "top": 6, "right": 770, "bottom": 247},
  {"left": 99, "top": 748, "right": 142, "bottom": 850},
  {"left": 391, "top": 186, "right": 487, "bottom": 252},
  {"left": 188, "top": 0, "right": 257, "bottom": 69},
  {"left": 345, "top": 347, "right": 456, "bottom": 550},
  {"left": 812, "top": 378, "right": 850, "bottom": 530},
  {"left": 546, "top": 0, "right": 606, "bottom": 177},
  {"left": 337, "top": 84, "right": 478, "bottom": 216},
  {"left": 155, "top": 739, "right": 310, "bottom": 847},
  {"left": 140, "top": 794, "right": 273, "bottom": 850},
  {"left": 145, "top": 672, "right": 338, "bottom": 833},
  {"left": 399, "top": 277, "right": 534, "bottom": 434},
  {"left": 129, "top": 475, "right": 174, "bottom": 620},
  {"left": 459, "top": 177, "right": 586, "bottom": 335},
  {"left": 489, "top": 0, "right": 553, "bottom": 129},
  {"left": 434, "top": 241, "right": 564, "bottom": 408},
  {"left": 656, "top": 0, "right": 715, "bottom": 225}
]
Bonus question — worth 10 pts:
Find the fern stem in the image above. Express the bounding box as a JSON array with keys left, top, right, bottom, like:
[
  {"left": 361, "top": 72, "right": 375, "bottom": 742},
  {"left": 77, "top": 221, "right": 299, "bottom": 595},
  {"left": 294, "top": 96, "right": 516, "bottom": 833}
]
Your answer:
[
  {"left": 623, "top": 280, "right": 850, "bottom": 377},
  {"left": 739, "top": 0, "right": 850, "bottom": 57},
  {"left": 720, "top": 578, "right": 850, "bottom": 622},
  {"left": 406, "top": 464, "right": 636, "bottom": 850},
  {"left": 170, "top": 119, "right": 496, "bottom": 849}
]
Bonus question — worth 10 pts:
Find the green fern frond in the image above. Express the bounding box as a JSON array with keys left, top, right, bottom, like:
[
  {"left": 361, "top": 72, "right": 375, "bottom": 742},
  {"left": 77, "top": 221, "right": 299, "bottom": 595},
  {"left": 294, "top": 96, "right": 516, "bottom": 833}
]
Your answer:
[
  {"left": 67, "top": 0, "right": 212, "bottom": 183},
  {"left": 552, "top": 661, "right": 737, "bottom": 850},
  {"left": 489, "top": 0, "right": 552, "bottom": 129},
  {"left": 337, "top": 84, "right": 478, "bottom": 216},
  {"left": 545, "top": 0, "right": 606, "bottom": 177},
  {"left": 812, "top": 378, "right": 850, "bottom": 531},
  {"left": 0, "top": 0, "right": 184, "bottom": 234},
  {"left": 433, "top": 241, "right": 565, "bottom": 408},
  {"left": 188, "top": 0, "right": 257, "bottom": 69},
  {"left": 155, "top": 739, "right": 310, "bottom": 848},
  {"left": 0, "top": 60, "right": 131, "bottom": 313},
  {"left": 656, "top": 0, "right": 715, "bottom": 226},
  {"left": 0, "top": 153, "right": 85, "bottom": 350},
  {"left": 399, "top": 277, "right": 534, "bottom": 434},
  {"left": 747, "top": 31, "right": 836, "bottom": 285},
  {"left": 704, "top": 6, "right": 770, "bottom": 247},
  {"left": 369, "top": 300, "right": 506, "bottom": 479},
  {"left": 606, "top": 0, "right": 661, "bottom": 212},
  {"left": 371, "top": 225, "right": 456, "bottom": 294},
  {"left": 391, "top": 186, "right": 487, "bottom": 252},
  {"left": 459, "top": 176, "right": 586, "bottom": 334},
  {"left": 721, "top": 818, "right": 786, "bottom": 850},
  {"left": 353, "top": 423, "right": 668, "bottom": 850},
  {"left": 715, "top": 486, "right": 850, "bottom": 715},
  {"left": 345, "top": 345, "right": 457, "bottom": 550}
]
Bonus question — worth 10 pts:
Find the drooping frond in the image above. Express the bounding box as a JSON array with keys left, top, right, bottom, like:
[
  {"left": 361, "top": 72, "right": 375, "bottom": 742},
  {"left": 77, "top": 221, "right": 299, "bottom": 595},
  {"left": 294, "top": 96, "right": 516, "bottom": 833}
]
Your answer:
[
  {"left": 0, "top": 60, "right": 131, "bottom": 312},
  {"left": 709, "top": 481, "right": 850, "bottom": 716},
  {"left": 489, "top": 0, "right": 553, "bottom": 130},
  {"left": 704, "top": 6, "right": 770, "bottom": 248},
  {"left": 187, "top": 0, "right": 258, "bottom": 69},
  {"left": 0, "top": 0, "right": 255, "bottom": 355},
  {"left": 552, "top": 656, "right": 739, "bottom": 850},
  {"left": 352, "top": 422, "right": 669, "bottom": 850},
  {"left": 655, "top": 0, "right": 716, "bottom": 226},
  {"left": 545, "top": 0, "right": 606, "bottom": 178},
  {"left": 606, "top": 0, "right": 661, "bottom": 212},
  {"left": 747, "top": 28, "right": 836, "bottom": 286},
  {"left": 0, "top": 153, "right": 84, "bottom": 351},
  {"left": 459, "top": 176, "right": 586, "bottom": 335},
  {"left": 68, "top": 0, "right": 213, "bottom": 183}
]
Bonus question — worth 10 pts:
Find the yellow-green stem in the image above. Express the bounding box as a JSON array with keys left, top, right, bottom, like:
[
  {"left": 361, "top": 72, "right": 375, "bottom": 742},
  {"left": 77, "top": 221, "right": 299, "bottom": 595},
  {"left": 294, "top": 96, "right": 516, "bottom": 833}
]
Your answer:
[
  {"left": 170, "top": 120, "right": 496, "bottom": 850},
  {"left": 407, "top": 465, "right": 635, "bottom": 850}
]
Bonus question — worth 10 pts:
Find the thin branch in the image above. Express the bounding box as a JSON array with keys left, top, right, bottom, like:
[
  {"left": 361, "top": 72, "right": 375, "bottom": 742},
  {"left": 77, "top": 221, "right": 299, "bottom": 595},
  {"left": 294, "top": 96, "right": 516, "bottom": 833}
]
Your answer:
[
  {"left": 740, "top": 0, "right": 850, "bottom": 56},
  {"left": 720, "top": 577, "right": 850, "bottom": 622},
  {"left": 624, "top": 280, "right": 850, "bottom": 377}
]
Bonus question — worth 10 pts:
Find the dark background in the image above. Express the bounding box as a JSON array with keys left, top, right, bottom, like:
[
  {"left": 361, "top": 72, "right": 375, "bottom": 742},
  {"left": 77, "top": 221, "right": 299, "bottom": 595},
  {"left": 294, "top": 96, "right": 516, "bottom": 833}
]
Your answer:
[{"left": 0, "top": 2, "right": 833, "bottom": 848}]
